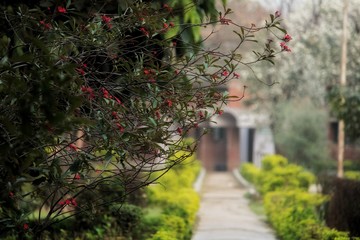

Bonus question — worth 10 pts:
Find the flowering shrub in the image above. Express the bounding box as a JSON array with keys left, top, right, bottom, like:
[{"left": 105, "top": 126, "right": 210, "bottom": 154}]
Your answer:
[{"left": 0, "top": 0, "right": 289, "bottom": 237}]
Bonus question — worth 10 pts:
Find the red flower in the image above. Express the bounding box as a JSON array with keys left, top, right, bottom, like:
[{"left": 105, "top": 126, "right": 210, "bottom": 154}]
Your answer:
[
  {"left": 9, "top": 192, "right": 14, "bottom": 198},
  {"left": 217, "top": 109, "right": 224, "bottom": 115},
  {"left": 39, "top": 20, "right": 52, "bottom": 30},
  {"left": 69, "top": 144, "right": 77, "bottom": 151},
  {"left": 57, "top": 6, "right": 67, "bottom": 13},
  {"left": 23, "top": 223, "right": 29, "bottom": 231},
  {"left": 275, "top": 11, "right": 281, "bottom": 18},
  {"left": 233, "top": 72, "right": 240, "bottom": 79},
  {"left": 81, "top": 86, "right": 95, "bottom": 99},
  {"left": 101, "top": 15, "right": 113, "bottom": 29},
  {"left": 114, "top": 97, "right": 122, "bottom": 105},
  {"left": 74, "top": 173, "right": 81, "bottom": 180},
  {"left": 163, "top": 23, "right": 169, "bottom": 29},
  {"left": 116, "top": 123, "right": 124, "bottom": 132},
  {"left": 176, "top": 127, "right": 183, "bottom": 135},
  {"left": 144, "top": 69, "right": 151, "bottom": 75},
  {"left": 112, "top": 111, "right": 118, "bottom": 119},
  {"left": 59, "top": 198, "right": 78, "bottom": 207},
  {"left": 283, "top": 45, "right": 291, "bottom": 52},
  {"left": 166, "top": 99, "right": 172, "bottom": 107},
  {"left": 169, "top": 22, "right": 175, "bottom": 28},
  {"left": 102, "top": 88, "right": 110, "bottom": 98},
  {"left": 140, "top": 27, "right": 149, "bottom": 37},
  {"left": 220, "top": 17, "right": 232, "bottom": 25},
  {"left": 155, "top": 110, "right": 161, "bottom": 119},
  {"left": 221, "top": 70, "right": 229, "bottom": 77},
  {"left": 283, "top": 34, "right": 292, "bottom": 42},
  {"left": 71, "top": 198, "right": 78, "bottom": 207},
  {"left": 198, "top": 111, "right": 205, "bottom": 119},
  {"left": 76, "top": 68, "right": 85, "bottom": 76},
  {"left": 101, "top": 15, "right": 112, "bottom": 23},
  {"left": 163, "top": 4, "right": 172, "bottom": 12},
  {"left": 280, "top": 42, "right": 291, "bottom": 52}
]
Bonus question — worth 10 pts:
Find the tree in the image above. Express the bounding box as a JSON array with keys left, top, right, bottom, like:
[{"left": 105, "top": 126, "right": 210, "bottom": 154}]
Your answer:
[
  {"left": 244, "top": 0, "right": 360, "bottom": 169},
  {"left": 0, "top": 0, "right": 287, "bottom": 238}
]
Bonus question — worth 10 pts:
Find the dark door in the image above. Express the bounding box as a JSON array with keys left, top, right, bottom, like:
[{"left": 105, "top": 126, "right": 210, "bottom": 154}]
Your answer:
[{"left": 212, "top": 127, "right": 227, "bottom": 171}]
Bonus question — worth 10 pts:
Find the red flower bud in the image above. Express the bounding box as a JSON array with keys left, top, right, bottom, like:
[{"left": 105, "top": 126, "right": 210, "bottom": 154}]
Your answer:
[
  {"left": 74, "top": 173, "right": 81, "bottom": 180},
  {"left": 69, "top": 144, "right": 77, "bottom": 151},
  {"left": 23, "top": 223, "right": 29, "bottom": 231},
  {"left": 57, "top": 6, "right": 67, "bottom": 13}
]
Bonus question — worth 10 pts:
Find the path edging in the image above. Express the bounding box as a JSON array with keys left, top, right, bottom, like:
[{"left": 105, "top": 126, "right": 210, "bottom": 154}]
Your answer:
[{"left": 193, "top": 168, "right": 206, "bottom": 193}]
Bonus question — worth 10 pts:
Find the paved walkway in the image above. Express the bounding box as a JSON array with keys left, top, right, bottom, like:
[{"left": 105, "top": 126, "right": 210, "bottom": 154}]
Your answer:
[{"left": 192, "top": 172, "right": 277, "bottom": 240}]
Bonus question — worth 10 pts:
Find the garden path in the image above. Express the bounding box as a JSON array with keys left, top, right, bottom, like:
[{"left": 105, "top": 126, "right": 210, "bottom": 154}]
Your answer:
[{"left": 192, "top": 172, "right": 277, "bottom": 240}]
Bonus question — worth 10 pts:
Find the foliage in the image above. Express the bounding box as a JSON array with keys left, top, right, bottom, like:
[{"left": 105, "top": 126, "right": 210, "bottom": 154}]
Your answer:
[
  {"left": 0, "top": 0, "right": 289, "bottom": 237},
  {"left": 244, "top": 0, "right": 360, "bottom": 166},
  {"left": 264, "top": 190, "right": 348, "bottom": 240},
  {"left": 144, "top": 151, "right": 201, "bottom": 240},
  {"left": 240, "top": 154, "right": 349, "bottom": 239},
  {"left": 344, "top": 171, "right": 360, "bottom": 181},
  {"left": 261, "top": 154, "right": 288, "bottom": 171},
  {"left": 240, "top": 154, "right": 315, "bottom": 195},
  {"left": 239, "top": 163, "right": 261, "bottom": 184},
  {"left": 328, "top": 86, "right": 360, "bottom": 141},
  {"left": 272, "top": 100, "right": 330, "bottom": 171}
]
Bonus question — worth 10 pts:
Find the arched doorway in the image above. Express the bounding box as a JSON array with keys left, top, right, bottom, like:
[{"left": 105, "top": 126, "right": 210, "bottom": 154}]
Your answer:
[{"left": 197, "top": 112, "right": 239, "bottom": 171}]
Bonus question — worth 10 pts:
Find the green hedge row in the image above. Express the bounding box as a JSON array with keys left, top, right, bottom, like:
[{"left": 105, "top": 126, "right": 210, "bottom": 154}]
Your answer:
[
  {"left": 143, "top": 150, "right": 201, "bottom": 240},
  {"left": 240, "top": 154, "right": 350, "bottom": 240}
]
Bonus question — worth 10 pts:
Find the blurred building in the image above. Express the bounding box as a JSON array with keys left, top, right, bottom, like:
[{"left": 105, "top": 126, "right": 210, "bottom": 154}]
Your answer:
[{"left": 193, "top": 81, "right": 275, "bottom": 171}]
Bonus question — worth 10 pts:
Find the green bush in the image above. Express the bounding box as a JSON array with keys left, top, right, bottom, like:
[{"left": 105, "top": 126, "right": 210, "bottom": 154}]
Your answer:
[
  {"left": 148, "top": 229, "right": 178, "bottom": 240},
  {"left": 144, "top": 151, "right": 201, "bottom": 240},
  {"left": 304, "top": 224, "right": 349, "bottom": 240},
  {"left": 264, "top": 190, "right": 329, "bottom": 240},
  {"left": 240, "top": 155, "right": 315, "bottom": 195},
  {"left": 261, "top": 154, "right": 288, "bottom": 171},
  {"left": 344, "top": 171, "right": 360, "bottom": 180},
  {"left": 257, "top": 164, "right": 315, "bottom": 195},
  {"left": 272, "top": 100, "right": 329, "bottom": 171},
  {"left": 241, "top": 154, "right": 349, "bottom": 240},
  {"left": 240, "top": 163, "right": 261, "bottom": 184}
]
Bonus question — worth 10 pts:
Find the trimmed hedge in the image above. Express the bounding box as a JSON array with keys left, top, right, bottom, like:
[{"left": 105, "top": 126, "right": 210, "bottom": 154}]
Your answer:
[
  {"left": 242, "top": 154, "right": 315, "bottom": 195},
  {"left": 144, "top": 150, "right": 201, "bottom": 240},
  {"left": 240, "top": 154, "right": 349, "bottom": 240},
  {"left": 264, "top": 190, "right": 348, "bottom": 240}
]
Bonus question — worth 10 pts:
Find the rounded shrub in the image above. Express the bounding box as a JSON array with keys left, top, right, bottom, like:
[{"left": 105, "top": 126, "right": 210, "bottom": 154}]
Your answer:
[
  {"left": 240, "top": 163, "right": 261, "bottom": 184},
  {"left": 264, "top": 190, "right": 328, "bottom": 240},
  {"left": 255, "top": 163, "right": 316, "bottom": 195},
  {"left": 261, "top": 154, "right": 288, "bottom": 171}
]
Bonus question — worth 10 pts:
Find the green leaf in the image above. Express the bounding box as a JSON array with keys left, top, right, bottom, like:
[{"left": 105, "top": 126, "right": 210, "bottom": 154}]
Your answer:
[
  {"left": 148, "top": 117, "right": 157, "bottom": 127},
  {"left": 274, "top": 26, "right": 287, "bottom": 34}
]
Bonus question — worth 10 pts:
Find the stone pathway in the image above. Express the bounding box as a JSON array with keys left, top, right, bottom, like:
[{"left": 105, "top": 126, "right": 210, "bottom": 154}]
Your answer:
[{"left": 192, "top": 172, "right": 277, "bottom": 240}]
